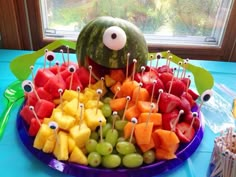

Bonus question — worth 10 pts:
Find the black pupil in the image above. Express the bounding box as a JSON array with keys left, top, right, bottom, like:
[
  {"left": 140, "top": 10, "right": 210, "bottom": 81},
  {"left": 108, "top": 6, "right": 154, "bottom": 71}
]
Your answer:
[
  {"left": 203, "top": 94, "right": 211, "bottom": 102},
  {"left": 69, "top": 67, "right": 75, "bottom": 72},
  {"left": 111, "top": 33, "right": 117, "bottom": 39},
  {"left": 24, "top": 85, "right": 32, "bottom": 92},
  {"left": 50, "top": 125, "right": 56, "bottom": 129},
  {"left": 47, "top": 55, "right": 54, "bottom": 61}
]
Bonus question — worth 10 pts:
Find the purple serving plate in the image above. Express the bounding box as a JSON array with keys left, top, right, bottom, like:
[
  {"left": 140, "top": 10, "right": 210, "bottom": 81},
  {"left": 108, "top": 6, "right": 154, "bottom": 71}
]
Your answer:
[{"left": 16, "top": 104, "right": 204, "bottom": 177}]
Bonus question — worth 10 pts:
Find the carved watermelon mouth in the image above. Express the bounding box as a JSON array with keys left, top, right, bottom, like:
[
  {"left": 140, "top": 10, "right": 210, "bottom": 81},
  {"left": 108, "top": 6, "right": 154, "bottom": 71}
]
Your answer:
[{"left": 86, "top": 56, "right": 134, "bottom": 80}]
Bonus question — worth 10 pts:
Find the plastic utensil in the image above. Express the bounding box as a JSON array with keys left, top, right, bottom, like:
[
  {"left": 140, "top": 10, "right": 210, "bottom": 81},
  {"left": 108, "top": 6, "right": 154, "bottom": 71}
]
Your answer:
[{"left": 0, "top": 80, "right": 24, "bottom": 139}]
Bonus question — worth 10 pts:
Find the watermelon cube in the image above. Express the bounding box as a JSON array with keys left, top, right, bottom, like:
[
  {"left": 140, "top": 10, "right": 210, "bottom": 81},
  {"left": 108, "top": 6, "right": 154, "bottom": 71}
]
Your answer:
[
  {"left": 49, "top": 64, "right": 66, "bottom": 74},
  {"left": 28, "top": 118, "right": 42, "bottom": 136},
  {"left": 77, "top": 66, "right": 95, "bottom": 87},
  {"left": 35, "top": 99, "right": 55, "bottom": 119},
  {"left": 20, "top": 105, "right": 35, "bottom": 125},
  {"left": 34, "top": 68, "right": 55, "bottom": 87},
  {"left": 65, "top": 73, "right": 83, "bottom": 91},
  {"left": 44, "top": 75, "right": 66, "bottom": 98},
  {"left": 36, "top": 87, "right": 53, "bottom": 102}
]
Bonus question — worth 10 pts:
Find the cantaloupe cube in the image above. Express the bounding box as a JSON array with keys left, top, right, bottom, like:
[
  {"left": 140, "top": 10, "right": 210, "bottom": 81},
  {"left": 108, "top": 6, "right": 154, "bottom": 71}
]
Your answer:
[
  {"left": 69, "top": 146, "right": 88, "bottom": 165},
  {"left": 53, "top": 131, "right": 69, "bottom": 161},
  {"left": 33, "top": 124, "right": 53, "bottom": 150},
  {"left": 91, "top": 80, "right": 108, "bottom": 96},
  {"left": 69, "top": 124, "right": 91, "bottom": 148},
  {"left": 84, "top": 108, "right": 106, "bottom": 130}
]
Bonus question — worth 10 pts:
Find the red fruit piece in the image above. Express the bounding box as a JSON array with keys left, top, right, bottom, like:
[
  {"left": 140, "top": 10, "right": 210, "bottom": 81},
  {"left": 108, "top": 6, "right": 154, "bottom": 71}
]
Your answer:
[
  {"left": 183, "top": 111, "right": 200, "bottom": 130},
  {"left": 36, "top": 87, "right": 53, "bottom": 102},
  {"left": 178, "top": 96, "right": 191, "bottom": 113},
  {"left": 162, "top": 109, "right": 179, "bottom": 130},
  {"left": 77, "top": 66, "right": 96, "bottom": 87},
  {"left": 158, "top": 92, "right": 181, "bottom": 113},
  {"left": 49, "top": 64, "right": 66, "bottom": 75},
  {"left": 176, "top": 122, "right": 195, "bottom": 143},
  {"left": 44, "top": 75, "right": 66, "bottom": 98},
  {"left": 157, "top": 65, "right": 173, "bottom": 73},
  {"left": 35, "top": 99, "right": 55, "bottom": 119},
  {"left": 34, "top": 68, "right": 55, "bottom": 87},
  {"left": 65, "top": 73, "right": 83, "bottom": 91},
  {"left": 25, "top": 92, "right": 38, "bottom": 107},
  {"left": 166, "top": 79, "right": 186, "bottom": 97},
  {"left": 20, "top": 105, "right": 35, "bottom": 125},
  {"left": 140, "top": 70, "right": 159, "bottom": 86},
  {"left": 181, "top": 77, "right": 191, "bottom": 88},
  {"left": 144, "top": 78, "right": 165, "bottom": 99},
  {"left": 159, "top": 72, "right": 173, "bottom": 89},
  {"left": 181, "top": 92, "right": 196, "bottom": 107},
  {"left": 187, "top": 89, "right": 199, "bottom": 100},
  {"left": 28, "top": 118, "right": 42, "bottom": 136}
]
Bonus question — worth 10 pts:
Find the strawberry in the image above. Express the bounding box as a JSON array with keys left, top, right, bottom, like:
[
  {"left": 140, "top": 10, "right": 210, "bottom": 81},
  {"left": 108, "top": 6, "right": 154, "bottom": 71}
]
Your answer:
[
  {"left": 158, "top": 92, "right": 181, "bottom": 113},
  {"left": 144, "top": 78, "right": 165, "bottom": 99},
  {"left": 187, "top": 89, "right": 199, "bottom": 100},
  {"left": 166, "top": 79, "right": 186, "bottom": 97},
  {"left": 183, "top": 111, "right": 200, "bottom": 130},
  {"left": 140, "top": 70, "right": 159, "bottom": 86},
  {"left": 162, "top": 109, "right": 179, "bottom": 130},
  {"left": 157, "top": 65, "right": 173, "bottom": 73},
  {"left": 178, "top": 96, "right": 191, "bottom": 113},
  {"left": 176, "top": 122, "right": 195, "bottom": 143},
  {"left": 159, "top": 72, "right": 173, "bottom": 89},
  {"left": 181, "top": 92, "right": 196, "bottom": 107}
]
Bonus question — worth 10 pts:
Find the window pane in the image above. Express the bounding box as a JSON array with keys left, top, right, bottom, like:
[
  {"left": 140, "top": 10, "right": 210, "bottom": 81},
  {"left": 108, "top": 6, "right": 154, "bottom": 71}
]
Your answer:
[{"left": 40, "top": 0, "right": 234, "bottom": 46}]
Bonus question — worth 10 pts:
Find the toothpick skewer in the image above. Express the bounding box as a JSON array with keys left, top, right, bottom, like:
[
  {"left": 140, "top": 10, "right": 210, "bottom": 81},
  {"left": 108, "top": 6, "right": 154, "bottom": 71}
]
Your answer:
[
  {"left": 29, "top": 106, "right": 41, "bottom": 126},
  {"left": 126, "top": 53, "right": 130, "bottom": 79},
  {"left": 132, "top": 59, "right": 137, "bottom": 81},
  {"left": 88, "top": 65, "right": 92, "bottom": 88},
  {"left": 156, "top": 53, "right": 161, "bottom": 68},
  {"left": 122, "top": 96, "right": 131, "bottom": 121},
  {"left": 60, "top": 49, "right": 66, "bottom": 64},
  {"left": 129, "top": 117, "right": 138, "bottom": 143}
]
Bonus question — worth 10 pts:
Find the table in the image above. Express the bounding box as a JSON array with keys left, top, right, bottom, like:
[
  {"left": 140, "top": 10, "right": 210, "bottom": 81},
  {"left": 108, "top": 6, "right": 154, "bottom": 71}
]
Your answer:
[{"left": 0, "top": 49, "right": 235, "bottom": 177}]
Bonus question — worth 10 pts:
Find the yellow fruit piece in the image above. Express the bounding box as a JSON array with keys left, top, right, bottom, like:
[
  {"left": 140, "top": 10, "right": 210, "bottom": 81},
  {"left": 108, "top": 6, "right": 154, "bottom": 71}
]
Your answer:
[
  {"left": 53, "top": 131, "right": 69, "bottom": 161},
  {"left": 83, "top": 88, "right": 97, "bottom": 101},
  {"left": 85, "top": 100, "right": 103, "bottom": 109},
  {"left": 69, "top": 124, "right": 91, "bottom": 148},
  {"left": 62, "top": 89, "right": 85, "bottom": 102},
  {"left": 105, "top": 74, "right": 116, "bottom": 87},
  {"left": 63, "top": 98, "right": 84, "bottom": 117},
  {"left": 68, "top": 136, "right": 76, "bottom": 154},
  {"left": 42, "top": 117, "right": 52, "bottom": 124},
  {"left": 53, "top": 111, "right": 76, "bottom": 131},
  {"left": 33, "top": 124, "right": 53, "bottom": 150},
  {"left": 69, "top": 146, "right": 88, "bottom": 165},
  {"left": 84, "top": 108, "right": 106, "bottom": 130},
  {"left": 42, "top": 134, "right": 57, "bottom": 153},
  {"left": 91, "top": 80, "right": 108, "bottom": 96},
  {"left": 56, "top": 101, "right": 68, "bottom": 110}
]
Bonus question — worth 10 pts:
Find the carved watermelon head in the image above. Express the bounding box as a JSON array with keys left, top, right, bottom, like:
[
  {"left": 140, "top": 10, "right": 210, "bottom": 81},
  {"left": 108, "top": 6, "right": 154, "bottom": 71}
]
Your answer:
[{"left": 76, "top": 16, "right": 148, "bottom": 78}]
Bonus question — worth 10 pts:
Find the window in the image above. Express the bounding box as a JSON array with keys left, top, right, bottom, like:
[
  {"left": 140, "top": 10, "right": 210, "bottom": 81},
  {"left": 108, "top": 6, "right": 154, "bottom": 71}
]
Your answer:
[{"left": 40, "top": 0, "right": 234, "bottom": 47}]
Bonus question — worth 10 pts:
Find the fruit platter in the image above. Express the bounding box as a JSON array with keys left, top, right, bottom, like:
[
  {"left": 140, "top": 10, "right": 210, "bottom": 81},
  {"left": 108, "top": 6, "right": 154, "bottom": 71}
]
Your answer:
[{"left": 11, "top": 16, "right": 214, "bottom": 177}]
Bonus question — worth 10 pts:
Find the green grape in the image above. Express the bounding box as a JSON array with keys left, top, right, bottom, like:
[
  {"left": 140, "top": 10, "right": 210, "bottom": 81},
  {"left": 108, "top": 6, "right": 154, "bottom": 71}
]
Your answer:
[
  {"left": 101, "top": 103, "right": 112, "bottom": 117},
  {"left": 98, "top": 123, "right": 112, "bottom": 138},
  {"left": 116, "top": 141, "right": 136, "bottom": 155},
  {"left": 96, "top": 141, "right": 113, "bottom": 155},
  {"left": 117, "top": 137, "right": 126, "bottom": 142},
  {"left": 143, "top": 149, "right": 156, "bottom": 164},
  {"left": 102, "top": 97, "right": 112, "bottom": 104},
  {"left": 90, "top": 131, "right": 99, "bottom": 141},
  {"left": 88, "top": 152, "right": 102, "bottom": 167},
  {"left": 85, "top": 139, "right": 97, "bottom": 153},
  {"left": 106, "top": 113, "right": 121, "bottom": 124},
  {"left": 115, "top": 120, "right": 128, "bottom": 131},
  {"left": 102, "top": 154, "right": 121, "bottom": 168},
  {"left": 122, "top": 153, "right": 143, "bottom": 168},
  {"left": 105, "top": 129, "right": 119, "bottom": 147}
]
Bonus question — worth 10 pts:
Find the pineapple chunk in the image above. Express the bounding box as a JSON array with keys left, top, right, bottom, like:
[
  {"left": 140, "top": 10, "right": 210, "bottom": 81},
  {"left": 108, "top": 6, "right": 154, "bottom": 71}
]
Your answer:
[
  {"left": 62, "top": 89, "right": 84, "bottom": 102},
  {"left": 84, "top": 108, "right": 106, "bottom": 130},
  {"left": 42, "top": 134, "right": 56, "bottom": 153},
  {"left": 63, "top": 98, "right": 84, "bottom": 118},
  {"left": 85, "top": 100, "right": 103, "bottom": 109},
  {"left": 53, "top": 131, "right": 69, "bottom": 161},
  {"left": 83, "top": 88, "right": 97, "bottom": 101},
  {"left": 69, "top": 124, "right": 91, "bottom": 148},
  {"left": 33, "top": 124, "right": 53, "bottom": 150},
  {"left": 53, "top": 111, "right": 76, "bottom": 131},
  {"left": 42, "top": 117, "right": 52, "bottom": 124},
  {"left": 69, "top": 146, "right": 88, "bottom": 165},
  {"left": 68, "top": 136, "right": 76, "bottom": 154},
  {"left": 105, "top": 74, "right": 116, "bottom": 87}
]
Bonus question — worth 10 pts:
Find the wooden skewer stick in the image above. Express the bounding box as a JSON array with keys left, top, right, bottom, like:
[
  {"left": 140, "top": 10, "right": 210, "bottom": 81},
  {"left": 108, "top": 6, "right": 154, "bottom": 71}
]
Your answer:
[
  {"left": 29, "top": 106, "right": 42, "bottom": 126},
  {"left": 126, "top": 53, "right": 130, "bottom": 79},
  {"left": 129, "top": 117, "right": 138, "bottom": 143},
  {"left": 122, "top": 96, "right": 131, "bottom": 121}
]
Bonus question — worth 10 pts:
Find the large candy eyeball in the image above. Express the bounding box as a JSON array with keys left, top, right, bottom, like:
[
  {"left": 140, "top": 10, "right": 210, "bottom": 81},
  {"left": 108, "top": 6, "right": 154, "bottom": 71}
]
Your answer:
[
  {"left": 103, "top": 26, "right": 127, "bottom": 51},
  {"left": 45, "top": 51, "right": 55, "bottom": 61},
  {"left": 201, "top": 89, "right": 213, "bottom": 102},
  {"left": 68, "top": 65, "right": 76, "bottom": 73},
  {"left": 22, "top": 80, "right": 33, "bottom": 93}
]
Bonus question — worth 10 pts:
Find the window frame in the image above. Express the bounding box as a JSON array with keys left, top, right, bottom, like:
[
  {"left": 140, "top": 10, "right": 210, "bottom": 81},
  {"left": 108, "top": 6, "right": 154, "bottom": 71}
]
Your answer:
[{"left": 1, "top": 0, "right": 236, "bottom": 61}]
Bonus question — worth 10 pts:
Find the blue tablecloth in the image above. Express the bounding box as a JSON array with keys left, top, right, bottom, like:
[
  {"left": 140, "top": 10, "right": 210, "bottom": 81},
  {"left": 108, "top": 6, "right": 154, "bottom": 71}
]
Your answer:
[{"left": 0, "top": 49, "right": 235, "bottom": 177}]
